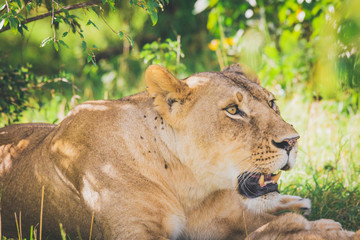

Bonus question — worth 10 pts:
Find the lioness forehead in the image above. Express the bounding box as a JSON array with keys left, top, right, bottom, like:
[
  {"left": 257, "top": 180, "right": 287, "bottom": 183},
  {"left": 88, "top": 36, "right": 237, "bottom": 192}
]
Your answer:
[{"left": 186, "top": 71, "right": 272, "bottom": 100}]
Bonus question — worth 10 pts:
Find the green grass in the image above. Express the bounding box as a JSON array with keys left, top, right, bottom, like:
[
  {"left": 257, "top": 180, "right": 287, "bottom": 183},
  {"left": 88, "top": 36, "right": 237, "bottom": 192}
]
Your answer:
[{"left": 278, "top": 93, "right": 360, "bottom": 231}]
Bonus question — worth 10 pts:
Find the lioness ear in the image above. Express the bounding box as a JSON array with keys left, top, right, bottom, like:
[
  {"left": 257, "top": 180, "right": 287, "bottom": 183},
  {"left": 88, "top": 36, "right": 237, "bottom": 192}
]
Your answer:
[
  {"left": 222, "top": 63, "right": 260, "bottom": 85},
  {"left": 145, "top": 65, "right": 189, "bottom": 123},
  {"left": 145, "top": 65, "right": 187, "bottom": 98}
]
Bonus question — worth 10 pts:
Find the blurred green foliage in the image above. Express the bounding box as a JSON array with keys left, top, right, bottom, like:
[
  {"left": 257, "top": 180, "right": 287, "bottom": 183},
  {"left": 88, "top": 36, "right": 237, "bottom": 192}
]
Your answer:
[
  {"left": 200, "top": 0, "right": 360, "bottom": 104},
  {"left": 0, "top": 0, "right": 359, "bottom": 120},
  {"left": 140, "top": 37, "right": 185, "bottom": 73}
]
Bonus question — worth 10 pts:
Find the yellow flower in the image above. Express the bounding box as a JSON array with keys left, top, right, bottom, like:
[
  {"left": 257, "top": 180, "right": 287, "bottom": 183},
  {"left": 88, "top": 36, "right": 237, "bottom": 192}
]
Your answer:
[
  {"left": 225, "top": 37, "right": 234, "bottom": 46},
  {"left": 208, "top": 39, "right": 220, "bottom": 51}
]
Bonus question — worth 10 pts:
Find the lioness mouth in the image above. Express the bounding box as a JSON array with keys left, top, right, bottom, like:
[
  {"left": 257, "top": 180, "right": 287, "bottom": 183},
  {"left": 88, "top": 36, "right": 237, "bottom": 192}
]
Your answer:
[{"left": 237, "top": 171, "right": 282, "bottom": 198}]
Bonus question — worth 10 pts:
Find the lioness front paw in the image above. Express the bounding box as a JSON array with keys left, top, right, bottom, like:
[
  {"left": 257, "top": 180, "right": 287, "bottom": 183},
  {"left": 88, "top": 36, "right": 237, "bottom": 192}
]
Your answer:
[
  {"left": 271, "top": 195, "right": 311, "bottom": 215},
  {"left": 311, "top": 219, "right": 342, "bottom": 231}
]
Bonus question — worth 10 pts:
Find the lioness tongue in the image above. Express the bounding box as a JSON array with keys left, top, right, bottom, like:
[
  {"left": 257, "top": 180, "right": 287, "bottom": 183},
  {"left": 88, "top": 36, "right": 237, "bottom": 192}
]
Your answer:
[{"left": 259, "top": 171, "right": 282, "bottom": 187}]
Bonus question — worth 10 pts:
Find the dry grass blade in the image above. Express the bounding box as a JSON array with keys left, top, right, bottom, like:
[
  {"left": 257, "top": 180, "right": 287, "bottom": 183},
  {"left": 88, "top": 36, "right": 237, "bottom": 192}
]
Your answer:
[
  {"left": 0, "top": 206, "right": 2, "bottom": 240},
  {"left": 242, "top": 211, "right": 249, "bottom": 240},
  {"left": 59, "top": 222, "right": 66, "bottom": 240},
  {"left": 14, "top": 212, "right": 21, "bottom": 240},
  {"left": 40, "top": 186, "right": 45, "bottom": 240},
  {"left": 20, "top": 211, "right": 23, "bottom": 240},
  {"left": 89, "top": 211, "right": 95, "bottom": 240}
]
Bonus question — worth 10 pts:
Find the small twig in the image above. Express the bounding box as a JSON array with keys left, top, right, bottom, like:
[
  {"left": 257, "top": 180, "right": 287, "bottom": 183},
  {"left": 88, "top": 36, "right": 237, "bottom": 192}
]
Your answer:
[
  {"left": 216, "top": 9, "right": 228, "bottom": 68},
  {"left": 0, "top": 0, "right": 103, "bottom": 34},
  {"left": 20, "top": 77, "right": 79, "bottom": 91},
  {"left": 215, "top": 47, "right": 225, "bottom": 70},
  {"left": 39, "top": 186, "right": 45, "bottom": 240},
  {"left": 176, "top": 35, "right": 181, "bottom": 65},
  {"left": 4, "top": 0, "right": 10, "bottom": 12},
  {"left": 33, "top": 224, "right": 39, "bottom": 240},
  {"left": 52, "top": 0, "right": 56, "bottom": 43},
  {"left": 99, "top": 13, "right": 117, "bottom": 34}
]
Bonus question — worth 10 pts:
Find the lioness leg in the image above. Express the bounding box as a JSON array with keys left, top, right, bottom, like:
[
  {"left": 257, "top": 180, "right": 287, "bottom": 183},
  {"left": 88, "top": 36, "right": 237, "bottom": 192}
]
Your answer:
[
  {"left": 241, "top": 192, "right": 311, "bottom": 215},
  {"left": 181, "top": 190, "right": 275, "bottom": 240},
  {"left": 83, "top": 171, "right": 186, "bottom": 240},
  {"left": 248, "top": 213, "right": 355, "bottom": 240},
  {"left": 182, "top": 190, "right": 314, "bottom": 240},
  {"left": 270, "top": 195, "right": 311, "bottom": 215}
]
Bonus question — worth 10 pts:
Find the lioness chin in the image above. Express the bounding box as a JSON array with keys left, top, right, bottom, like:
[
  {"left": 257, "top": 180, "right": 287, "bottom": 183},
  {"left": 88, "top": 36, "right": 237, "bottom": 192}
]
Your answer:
[{"left": 0, "top": 64, "right": 357, "bottom": 240}]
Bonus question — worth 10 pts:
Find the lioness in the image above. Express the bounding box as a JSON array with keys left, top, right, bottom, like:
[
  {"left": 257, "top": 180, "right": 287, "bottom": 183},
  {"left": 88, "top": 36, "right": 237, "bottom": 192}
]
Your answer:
[{"left": 0, "top": 64, "right": 357, "bottom": 240}]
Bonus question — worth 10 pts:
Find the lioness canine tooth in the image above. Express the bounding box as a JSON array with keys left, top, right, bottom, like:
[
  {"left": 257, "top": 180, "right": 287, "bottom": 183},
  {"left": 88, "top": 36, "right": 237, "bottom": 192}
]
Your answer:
[
  {"left": 259, "top": 174, "right": 265, "bottom": 187},
  {"left": 271, "top": 171, "right": 282, "bottom": 184}
]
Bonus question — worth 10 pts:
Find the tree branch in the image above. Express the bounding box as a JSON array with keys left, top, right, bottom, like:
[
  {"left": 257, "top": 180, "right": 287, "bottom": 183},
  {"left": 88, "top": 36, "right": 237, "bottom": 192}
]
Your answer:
[{"left": 0, "top": 0, "right": 103, "bottom": 34}]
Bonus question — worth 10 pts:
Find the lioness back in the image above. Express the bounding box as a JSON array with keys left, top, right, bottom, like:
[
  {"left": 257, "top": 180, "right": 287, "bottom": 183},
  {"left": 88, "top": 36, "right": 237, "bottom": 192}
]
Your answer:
[{"left": 0, "top": 123, "right": 56, "bottom": 174}]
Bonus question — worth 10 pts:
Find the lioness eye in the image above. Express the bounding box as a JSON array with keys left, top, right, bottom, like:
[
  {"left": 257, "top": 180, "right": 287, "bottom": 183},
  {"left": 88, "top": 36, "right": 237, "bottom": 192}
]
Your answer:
[
  {"left": 224, "top": 105, "right": 246, "bottom": 117},
  {"left": 226, "top": 106, "right": 238, "bottom": 115}
]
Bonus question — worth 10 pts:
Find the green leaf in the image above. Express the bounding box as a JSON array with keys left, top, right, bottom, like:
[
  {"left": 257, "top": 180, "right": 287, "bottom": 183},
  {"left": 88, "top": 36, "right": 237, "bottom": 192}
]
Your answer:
[
  {"left": 0, "top": 4, "right": 6, "bottom": 11},
  {"left": 107, "top": 0, "right": 116, "bottom": 11},
  {"left": 207, "top": 8, "right": 217, "bottom": 31},
  {"left": 125, "top": 35, "right": 134, "bottom": 47},
  {"left": 9, "top": 17, "right": 19, "bottom": 34},
  {"left": 81, "top": 41, "right": 87, "bottom": 51},
  {"left": 59, "top": 40, "right": 69, "bottom": 48},
  {"left": 17, "top": 24, "right": 23, "bottom": 35},
  {"left": 87, "top": 54, "right": 93, "bottom": 63},
  {"left": 86, "top": 20, "right": 99, "bottom": 30},
  {"left": 160, "top": 43, "right": 168, "bottom": 49},
  {"left": 149, "top": 11, "right": 158, "bottom": 26},
  {"left": 3, "top": 18, "right": 9, "bottom": 28},
  {"left": 26, "top": 3, "right": 32, "bottom": 12},
  {"left": 146, "top": 0, "right": 159, "bottom": 26},
  {"left": 54, "top": 41, "right": 59, "bottom": 51},
  {"left": 118, "top": 31, "right": 134, "bottom": 46},
  {"left": 91, "top": 6, "right": 100, "bottom": 17},
  {"left": 129, "top": 0, "right": 137, "bottom": 6},
  {"left": 15, "top": 0, "right": 22, "bottom": 8},
  {"left": 118, "top": 31, "right": 124, "bottom": 39},
  {"left": 61, "top": 9, "right": 70, "bottom": 16},
  {"left": 53, "top": 17, "right": 62, "bottom": 23},
  {"left": 148, "top": 7, "right": 158, "bottom": 25},
  {"left": 62, "top": 31, "right": 68, "bottom": 37}
]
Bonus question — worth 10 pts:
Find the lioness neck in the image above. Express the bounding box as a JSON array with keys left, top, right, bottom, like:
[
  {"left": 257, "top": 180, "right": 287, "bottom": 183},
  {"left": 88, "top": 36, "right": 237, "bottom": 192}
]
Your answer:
[{"left": 129, "top": 93, "right": 223, "bottom": 211}]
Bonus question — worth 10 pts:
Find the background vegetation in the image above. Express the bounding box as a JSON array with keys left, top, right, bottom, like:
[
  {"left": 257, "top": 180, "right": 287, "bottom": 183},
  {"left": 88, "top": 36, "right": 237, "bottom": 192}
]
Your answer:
[{"left": 1, "top": 0, "right": 359, "bottom": 237}]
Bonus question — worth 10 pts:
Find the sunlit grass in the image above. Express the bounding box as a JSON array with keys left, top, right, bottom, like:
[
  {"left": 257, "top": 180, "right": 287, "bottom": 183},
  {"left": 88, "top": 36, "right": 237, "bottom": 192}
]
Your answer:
[{"left": 278, "top": 93, "right": 360, "bottom": 231}]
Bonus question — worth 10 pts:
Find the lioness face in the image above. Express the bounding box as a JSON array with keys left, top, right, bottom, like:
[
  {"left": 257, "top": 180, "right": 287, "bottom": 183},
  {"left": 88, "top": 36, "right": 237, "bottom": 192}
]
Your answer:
[{"left": 146, "top": 64, "right": 299, "bottom": 198}]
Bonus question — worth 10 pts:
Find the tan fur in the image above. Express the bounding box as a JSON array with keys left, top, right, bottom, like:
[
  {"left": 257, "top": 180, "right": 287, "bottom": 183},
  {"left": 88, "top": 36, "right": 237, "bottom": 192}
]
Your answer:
[{"left": 0, "top": 64, "right": 356, "bottom": 239}]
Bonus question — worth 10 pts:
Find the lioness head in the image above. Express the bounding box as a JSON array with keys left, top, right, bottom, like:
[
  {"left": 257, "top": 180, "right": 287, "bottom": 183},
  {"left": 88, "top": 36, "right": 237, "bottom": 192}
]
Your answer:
[{"left": 145, "top": 64, "right": 299, "bottom": 198}]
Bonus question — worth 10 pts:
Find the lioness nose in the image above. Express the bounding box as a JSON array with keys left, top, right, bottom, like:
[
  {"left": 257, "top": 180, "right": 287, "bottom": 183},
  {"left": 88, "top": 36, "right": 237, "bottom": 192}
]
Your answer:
[{"left": 272, "top": 136, "right": 300, "bottom": 153}]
